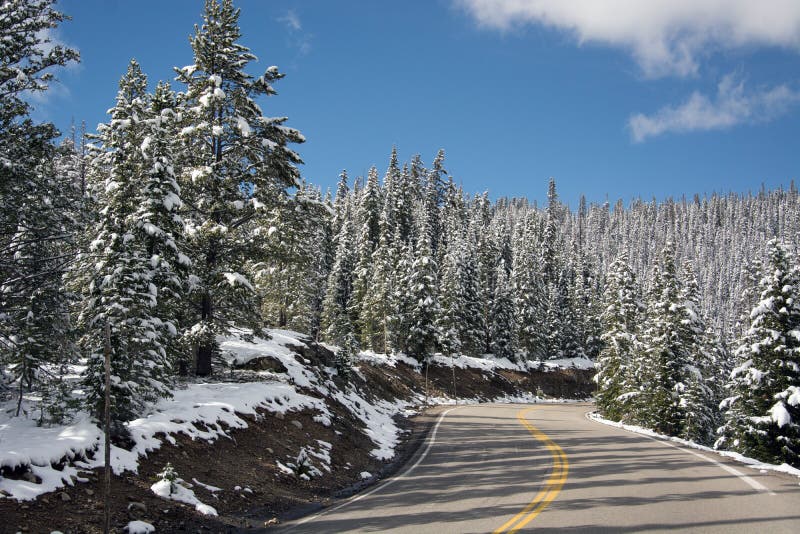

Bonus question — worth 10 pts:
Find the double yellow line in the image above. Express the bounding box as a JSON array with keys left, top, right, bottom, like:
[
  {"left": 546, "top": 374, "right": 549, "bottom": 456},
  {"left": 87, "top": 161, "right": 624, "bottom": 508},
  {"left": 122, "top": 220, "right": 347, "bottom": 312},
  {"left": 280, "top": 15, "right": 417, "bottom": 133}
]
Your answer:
[{"left": 494, "top": 407, "right": 569, "bottom": 533}]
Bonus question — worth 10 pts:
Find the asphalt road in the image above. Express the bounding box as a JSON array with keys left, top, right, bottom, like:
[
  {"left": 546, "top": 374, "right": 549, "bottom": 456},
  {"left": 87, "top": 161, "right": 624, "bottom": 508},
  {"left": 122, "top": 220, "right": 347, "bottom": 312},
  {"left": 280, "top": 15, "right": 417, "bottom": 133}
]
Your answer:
[{"left": 277, "top": 403, "right": 800, "bottom": 533}]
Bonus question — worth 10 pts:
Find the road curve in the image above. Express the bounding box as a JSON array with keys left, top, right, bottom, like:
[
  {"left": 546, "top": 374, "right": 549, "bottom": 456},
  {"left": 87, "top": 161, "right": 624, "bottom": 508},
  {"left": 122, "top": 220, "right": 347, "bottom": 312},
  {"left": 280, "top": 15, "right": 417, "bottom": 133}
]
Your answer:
[{"left": 276, "top": 403, "right": 800, "bottom": 533}]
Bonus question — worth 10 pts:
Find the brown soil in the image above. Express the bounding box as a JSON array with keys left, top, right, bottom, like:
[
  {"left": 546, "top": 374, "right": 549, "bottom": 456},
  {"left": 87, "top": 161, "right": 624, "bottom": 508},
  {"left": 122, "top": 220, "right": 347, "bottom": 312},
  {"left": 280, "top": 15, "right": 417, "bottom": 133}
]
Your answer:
[{"left": 0, "top": 351, "right": 594, "bottom": 534}]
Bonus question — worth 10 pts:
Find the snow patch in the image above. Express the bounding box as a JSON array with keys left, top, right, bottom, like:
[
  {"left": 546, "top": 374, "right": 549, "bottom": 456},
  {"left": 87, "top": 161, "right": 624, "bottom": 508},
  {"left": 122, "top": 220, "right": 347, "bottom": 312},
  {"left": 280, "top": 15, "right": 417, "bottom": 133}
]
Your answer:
[
  {"left": 125, "top": 521, "right": 155, "bottom": 534},
  {"left": 151, "top": 479, "right": 217, "bottom": 516}
]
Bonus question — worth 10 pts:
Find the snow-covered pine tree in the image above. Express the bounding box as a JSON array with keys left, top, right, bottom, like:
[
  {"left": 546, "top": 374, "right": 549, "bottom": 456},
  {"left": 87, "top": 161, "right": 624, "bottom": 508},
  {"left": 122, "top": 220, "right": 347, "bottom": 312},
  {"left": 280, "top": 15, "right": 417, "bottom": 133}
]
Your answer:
[
  {"left": 677, "top": 261, "right": 717, "bottom": 444},
  {"left": 405, "top": 210, "right": 440, "bottom": 361},
  {"left": 331, "top": 170, "right": 350, "bottom": 241},
  {"left": 0, "top": 0, "right": 80, "bottom": 419},
  {"left": 174, "top": 0, "right": 304, "bottom": 375},
  {"left": 596, "top": 254, "right": 641, "bottom": 421},
  {"left": 512, "top": 212, "right": 547, "bottom": 361},
  {"left": 490, "top": 261, "right": 517, "bottom": 359},
  {"left": 253, "top": 180, "right": 329, "bottom": 335},
  {"left": 639, "top": 242, "right": 690, "bottom": 436},
  {"left": 76, "top": 60, "right": 185, "bottom": 423},
  {"left": 435, "top": 238, "right": 464, "bottom": 356},
  {"left": 717, "top": 240, "right": 800, "bottom": 466},
  {"left": 457, "top": 235, "right": 486, "bottom": 357},
  {"left": 351, "top": 167, "right": 382, "bottom": 346},
  {"left": 321, "top": 204, "right": 357, "bottom": 346}
]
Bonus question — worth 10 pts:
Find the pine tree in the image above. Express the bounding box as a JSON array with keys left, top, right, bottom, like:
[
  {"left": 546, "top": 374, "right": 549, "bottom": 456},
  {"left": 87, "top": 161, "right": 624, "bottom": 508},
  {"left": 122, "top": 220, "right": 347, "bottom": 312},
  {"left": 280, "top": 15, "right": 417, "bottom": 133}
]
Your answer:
[
  {"left": 0, "top": 0, "right": 80, "bottom": 419},
  {"left": 717, "top": 240, "right": 800, "bottom": 466},
  {"left": 435, "top": 241, "right": 464, "bottom": 356},
  {"left": 321, "top": 207, "right": 356, "bottom": 346},
  {"left": 253, "top": 181, "right": 329, "bottom": 335},
  {"left": 76, "top": 60, "right": 185, "bottom": 423},
  {"left": 640, "top": 242, "right": 690, "bottom": 435},
  {"left": 175, "top": 0, "right": 303, "bottom": 375},
  {"left": 490, "top": 262, "right": 517, "bottom": 359},
  {"left": 596, "top": 254, "right": 641, "bottom": 421},
  {"left": 405, "top": 211, "right": 440, "bottom": 361},
  {"left": 678, "top": 262, "right": 717, "bottom": 444},
  {"left": 351, "top": 168, "right": 382, "bottom": 345},
  {"left": 512, "top": 213, "right": 547, "bottom": 360}
]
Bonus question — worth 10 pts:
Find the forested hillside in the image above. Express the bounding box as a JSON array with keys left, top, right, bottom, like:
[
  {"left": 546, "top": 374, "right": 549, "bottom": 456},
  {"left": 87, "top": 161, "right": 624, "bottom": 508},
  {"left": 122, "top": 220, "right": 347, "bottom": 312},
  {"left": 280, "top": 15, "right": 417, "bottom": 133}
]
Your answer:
[{"left": 2, "top": 0, "right": 799, "bottom": 498}]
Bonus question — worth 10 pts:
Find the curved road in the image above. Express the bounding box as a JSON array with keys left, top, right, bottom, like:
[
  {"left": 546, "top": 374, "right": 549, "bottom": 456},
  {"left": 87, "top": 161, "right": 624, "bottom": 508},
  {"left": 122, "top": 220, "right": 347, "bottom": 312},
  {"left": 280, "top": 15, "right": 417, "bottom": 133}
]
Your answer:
[{"left": 277, "top": 403, "right": 800, "bottom": 533}]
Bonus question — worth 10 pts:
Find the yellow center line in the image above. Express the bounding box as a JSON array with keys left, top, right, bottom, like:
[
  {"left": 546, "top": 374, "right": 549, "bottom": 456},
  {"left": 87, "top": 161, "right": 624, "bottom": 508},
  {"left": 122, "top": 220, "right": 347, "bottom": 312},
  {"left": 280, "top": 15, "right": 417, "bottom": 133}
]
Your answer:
[{"left": 493, "top": 406, "right": 569, "bottom": 533}]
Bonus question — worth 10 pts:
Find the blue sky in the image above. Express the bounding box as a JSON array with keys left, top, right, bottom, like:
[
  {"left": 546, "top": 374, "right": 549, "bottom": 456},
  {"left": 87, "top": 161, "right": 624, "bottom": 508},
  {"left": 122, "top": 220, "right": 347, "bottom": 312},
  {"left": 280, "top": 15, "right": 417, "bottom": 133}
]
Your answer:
[{"left": 39, "top": 0, "right": 800, "bottom": 207}]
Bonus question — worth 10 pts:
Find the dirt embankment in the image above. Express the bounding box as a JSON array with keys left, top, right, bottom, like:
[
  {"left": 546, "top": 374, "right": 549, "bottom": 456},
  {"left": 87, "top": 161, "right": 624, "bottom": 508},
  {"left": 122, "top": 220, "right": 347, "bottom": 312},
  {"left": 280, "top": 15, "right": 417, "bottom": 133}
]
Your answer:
[{"left": 0, "top": 343, "right": 594, "bottom": 533}]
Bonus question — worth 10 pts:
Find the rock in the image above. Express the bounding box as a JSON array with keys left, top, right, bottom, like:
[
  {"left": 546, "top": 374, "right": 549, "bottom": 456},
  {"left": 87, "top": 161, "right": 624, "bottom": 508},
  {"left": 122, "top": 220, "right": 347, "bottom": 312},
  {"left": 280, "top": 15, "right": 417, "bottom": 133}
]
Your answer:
[
  {"left": 58, "top": 492, "right": 71, "bottom": 502},
  {"left": 128, "top": 501, "right": 147, "bottom": 514},
  {"left": 0, "top": 489, "right": 10, "bottom": 497},
  {"left": 264, "top": 518, "right": 279, "bottom": 526},
  {"left": 85, "top": 489, "right": 94, "bottom": 496},
  {"left": 290, "top": 420, "right": 302, "bottom": 430},
  {"left": 21, "top": 472, "right": 37, "bottom": 483},
  {"left": 274, "top": 412, "right": 285, "bottom": 421},
  {"left": 266, "top": 447, "right": 274, "bottom": 454}
]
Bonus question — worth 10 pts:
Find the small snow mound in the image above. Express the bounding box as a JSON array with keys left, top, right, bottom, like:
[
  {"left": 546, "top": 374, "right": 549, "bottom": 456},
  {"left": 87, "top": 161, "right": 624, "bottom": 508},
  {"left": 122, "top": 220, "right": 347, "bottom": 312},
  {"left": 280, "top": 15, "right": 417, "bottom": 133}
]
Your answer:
[
  {"left": 151, "top": 479, "right": 218, "bottom": 516},
  {"left": 359, "top": 471, "right": 372, "bottom": 480},
  {"left": 125, "top": 521, "right": 155, "bottom": 534}
]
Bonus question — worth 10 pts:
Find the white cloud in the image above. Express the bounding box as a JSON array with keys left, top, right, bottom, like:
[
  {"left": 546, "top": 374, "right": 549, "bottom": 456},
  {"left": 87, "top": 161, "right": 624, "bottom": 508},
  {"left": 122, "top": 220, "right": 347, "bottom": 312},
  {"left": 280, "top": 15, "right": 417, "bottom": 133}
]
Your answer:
[
  {"left": 279, "top": 10, "right": 302, "bottom": 32},
  {"left": 278, "top": 10, "right": 311, "bottom": 56},
  {"left": 628, "top": 74, "right": 800, "bottom": 142},
  {"left": 456, "top": 0, "right": 800, "bottom": 77}
]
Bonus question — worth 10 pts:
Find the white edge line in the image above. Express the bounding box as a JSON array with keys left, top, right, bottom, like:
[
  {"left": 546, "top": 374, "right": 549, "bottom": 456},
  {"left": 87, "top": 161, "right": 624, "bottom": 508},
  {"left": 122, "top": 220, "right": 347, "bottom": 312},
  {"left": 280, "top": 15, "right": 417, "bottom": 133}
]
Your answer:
[
  {"left": 584, "top": 411, "right": 776, "bottom": 495},
  {"left": 285, "top": 406, "right": 459, "bottom": 530}
]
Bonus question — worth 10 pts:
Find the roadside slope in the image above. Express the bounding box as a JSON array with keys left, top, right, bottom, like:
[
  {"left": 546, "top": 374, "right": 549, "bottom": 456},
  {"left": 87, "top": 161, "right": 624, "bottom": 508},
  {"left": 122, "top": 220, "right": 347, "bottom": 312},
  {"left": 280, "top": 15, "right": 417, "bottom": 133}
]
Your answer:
[{"left": 0, "top": 330, "right": 594, "bottom": 533}]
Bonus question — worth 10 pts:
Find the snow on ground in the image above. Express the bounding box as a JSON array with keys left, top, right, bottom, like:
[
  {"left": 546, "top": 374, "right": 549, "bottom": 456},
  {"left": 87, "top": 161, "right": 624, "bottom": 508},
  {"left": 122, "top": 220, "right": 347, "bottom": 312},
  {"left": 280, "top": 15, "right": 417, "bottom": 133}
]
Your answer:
[
  {"left": 1, "top": 327, "right": 594, "bottom": 502},
  {"left": 331, "top": 388, "right": 411, "bottom": 460},
  {"left": 430, "top": 353, "right": 519, "bottom": 372},
  {"left": 0, "top": 415, "right": 101, "bottom": 500},
  {"left": 219, "top": 330, "right": 322, "bottom": 390},
  {"left": 424, "top": 394, "right": 585, "bottom": 406},
  {"left": 151, "top": 478, "right": 217, "bottom": 516},
  {"left": 125, "top": 520, "right": 155, "bottom": 534},
  {"left": 524, "top": 356, "right": 596, "bottom": 371},
  {"left": 356, "top": 351, "right": 421, "bottom": 369},
  {"left": 192, "top": 478, "right": 222, "bottom": 492},
  {"left": 358, "top": 349, "right": 595, "bottom": 373},
  {"left": 588, "top": 412, "right": 800, "bottom": 480},
  {"left": 1, "top": 331, "right": 331, "bottom": 501}
]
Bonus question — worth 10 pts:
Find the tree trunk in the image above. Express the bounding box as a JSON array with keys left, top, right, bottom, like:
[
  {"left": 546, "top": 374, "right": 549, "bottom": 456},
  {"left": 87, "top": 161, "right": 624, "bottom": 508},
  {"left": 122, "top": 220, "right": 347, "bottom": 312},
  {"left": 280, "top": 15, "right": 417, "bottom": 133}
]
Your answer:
[{"left": 195, "top": 291, "right": 213, "bottom": 376}]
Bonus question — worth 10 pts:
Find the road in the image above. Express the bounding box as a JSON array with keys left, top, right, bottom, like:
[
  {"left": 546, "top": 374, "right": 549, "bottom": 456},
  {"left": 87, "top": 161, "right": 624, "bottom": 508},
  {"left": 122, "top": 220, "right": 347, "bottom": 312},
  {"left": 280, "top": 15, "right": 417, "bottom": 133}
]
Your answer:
[{"left": 276, "top": 403, "right": 800, "bottom": 533}]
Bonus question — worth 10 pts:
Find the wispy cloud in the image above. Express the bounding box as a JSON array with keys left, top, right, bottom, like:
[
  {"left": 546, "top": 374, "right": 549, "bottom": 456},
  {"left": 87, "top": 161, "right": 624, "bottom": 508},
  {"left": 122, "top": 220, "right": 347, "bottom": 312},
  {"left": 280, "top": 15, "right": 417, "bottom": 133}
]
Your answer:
[
  {"left": 279, "top": 10, "right": 302, "bottom": 32},
  {"left": 455, "top": 0, "right": 800, "bottom": 77},
  {"left": 628, "top": 74, "right": 800, "bottom": 142},
  {"left": 278, "top": 10, "right": 312, "bottom": 56}
]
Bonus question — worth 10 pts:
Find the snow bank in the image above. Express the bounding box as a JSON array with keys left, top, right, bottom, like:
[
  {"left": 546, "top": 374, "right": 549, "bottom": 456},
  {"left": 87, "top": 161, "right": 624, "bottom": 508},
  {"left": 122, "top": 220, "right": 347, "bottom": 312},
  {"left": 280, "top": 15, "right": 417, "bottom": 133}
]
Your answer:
[
  {"left": 0, "top": 415, "right": 101, "bottom": 500},
  {"left": 356, "top": 350, "right": 420, "bottom": 369},
  {"left": 588, "top": 412, "right": 800, "bottom": 479},
  {"left": 112, "top": 382, "right": 330, "bottom": 474},
  {"left": 219, "top": 330, "right": 322, "bottom": 390},
  {"left": 1, "top": 362, "right": 329, "bottom": 500},
  {"left": 425, "top": 353, "right": 595, "bottom": 373},
  {"left": 430, "top": 353, "right": 520, "bottom": 372},
  {"left": 524, "top": 356, "right": 596, "bottom": 371}
]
